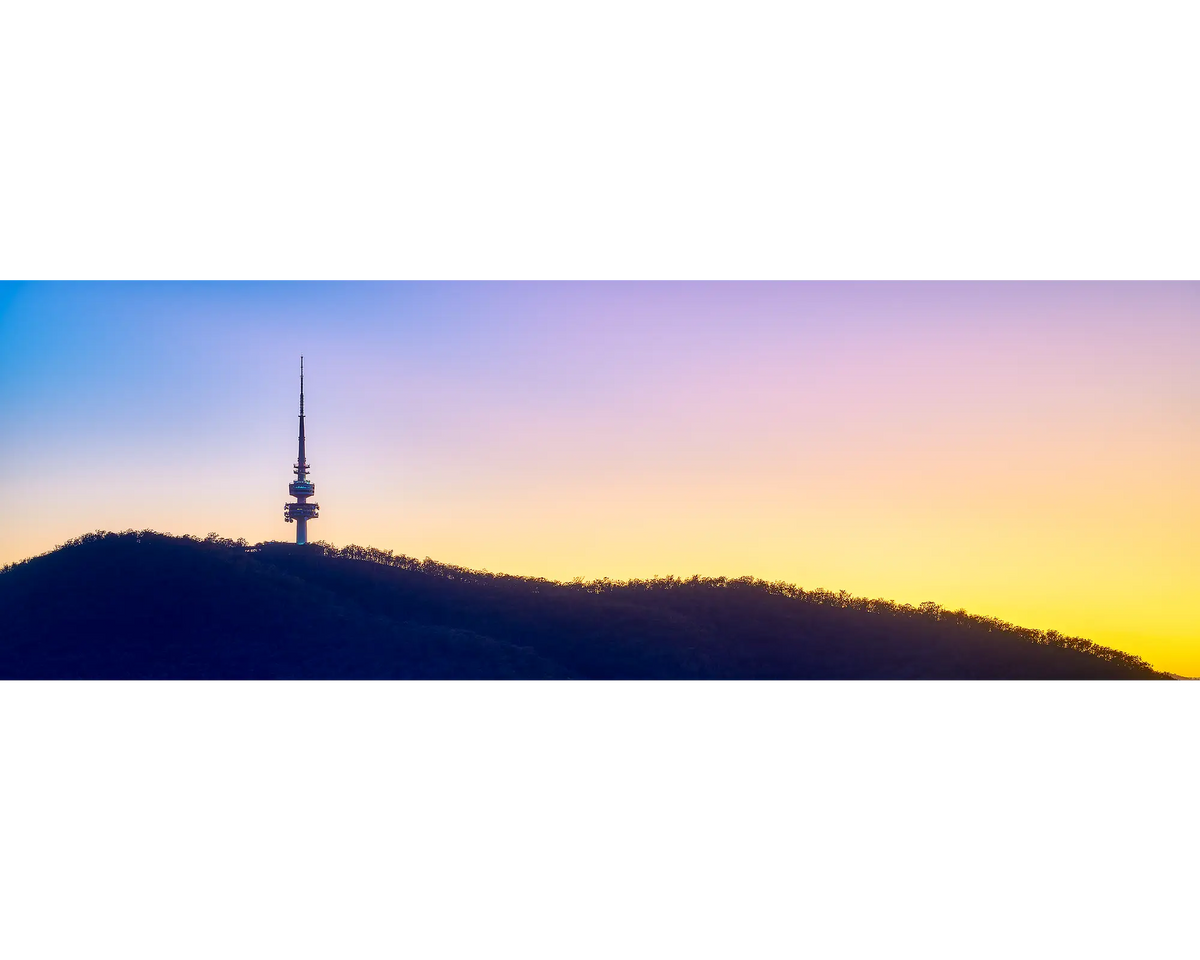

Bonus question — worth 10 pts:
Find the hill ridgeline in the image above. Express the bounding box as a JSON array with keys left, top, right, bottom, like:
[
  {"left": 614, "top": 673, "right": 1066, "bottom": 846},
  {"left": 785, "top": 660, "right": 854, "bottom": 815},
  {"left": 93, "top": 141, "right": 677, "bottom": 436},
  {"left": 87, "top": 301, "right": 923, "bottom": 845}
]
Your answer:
[{"left": 0, "top": 531, "right": 1167, "bottom": 679}]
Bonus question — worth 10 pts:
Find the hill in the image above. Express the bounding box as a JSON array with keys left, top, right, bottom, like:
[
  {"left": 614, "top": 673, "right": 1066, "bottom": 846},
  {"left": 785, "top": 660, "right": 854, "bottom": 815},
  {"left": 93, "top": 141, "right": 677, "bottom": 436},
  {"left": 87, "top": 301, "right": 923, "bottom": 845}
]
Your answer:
[{"left": 0, "top": 531, "right": 1168, "bottom": 679}]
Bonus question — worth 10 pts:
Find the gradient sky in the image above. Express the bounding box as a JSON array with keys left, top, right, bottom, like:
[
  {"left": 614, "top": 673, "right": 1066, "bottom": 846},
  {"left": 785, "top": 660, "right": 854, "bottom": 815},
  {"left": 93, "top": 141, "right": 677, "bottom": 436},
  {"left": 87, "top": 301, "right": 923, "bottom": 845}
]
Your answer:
[{"left": 2, "top": 282, "right": 1196, "bottom": 674}]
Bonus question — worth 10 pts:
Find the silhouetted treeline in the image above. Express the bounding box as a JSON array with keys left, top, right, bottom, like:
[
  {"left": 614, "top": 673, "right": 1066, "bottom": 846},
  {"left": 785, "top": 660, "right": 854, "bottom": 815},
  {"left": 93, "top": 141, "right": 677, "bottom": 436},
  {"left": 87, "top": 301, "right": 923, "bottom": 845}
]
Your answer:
[
  {"left": 311, "top": 540, "right": 1155, "bottom": 674},
  {"left": 0, "top": 530, "right": 1167, "bottom": 679}
]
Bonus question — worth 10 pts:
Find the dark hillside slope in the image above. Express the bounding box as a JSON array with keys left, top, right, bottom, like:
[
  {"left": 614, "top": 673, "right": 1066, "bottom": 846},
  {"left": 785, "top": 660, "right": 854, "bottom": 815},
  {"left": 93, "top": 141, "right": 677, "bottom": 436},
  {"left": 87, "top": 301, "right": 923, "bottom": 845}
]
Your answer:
[
  {"left": 0, "top": 534, "right": 563, "bottom": 679},
  {"left": 0, "top": 532, "right": 1167, "bottom": 679}
]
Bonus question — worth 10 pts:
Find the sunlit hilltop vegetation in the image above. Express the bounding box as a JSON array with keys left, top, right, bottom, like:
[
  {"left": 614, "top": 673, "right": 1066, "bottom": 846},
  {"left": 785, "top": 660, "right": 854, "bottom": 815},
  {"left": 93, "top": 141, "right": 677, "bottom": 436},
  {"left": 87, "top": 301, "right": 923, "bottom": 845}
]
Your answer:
[{"left": 0, "top": 530, "right": 1167, "bottom": 679}]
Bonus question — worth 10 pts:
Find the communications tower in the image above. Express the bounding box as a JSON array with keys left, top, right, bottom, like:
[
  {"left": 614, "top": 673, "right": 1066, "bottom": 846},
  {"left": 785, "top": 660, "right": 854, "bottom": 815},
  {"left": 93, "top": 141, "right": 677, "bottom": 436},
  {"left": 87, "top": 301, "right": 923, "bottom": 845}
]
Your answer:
[{"left": 284, "top": 357, "right": 319, "bottom": 544}]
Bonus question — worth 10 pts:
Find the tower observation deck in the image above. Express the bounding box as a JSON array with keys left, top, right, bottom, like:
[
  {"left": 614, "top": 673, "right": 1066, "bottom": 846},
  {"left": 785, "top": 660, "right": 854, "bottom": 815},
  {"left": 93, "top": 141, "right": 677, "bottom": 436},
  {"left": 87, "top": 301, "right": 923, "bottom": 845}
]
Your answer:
[{"left": 284, "top": 357, "right": 319, "bottom": 544}]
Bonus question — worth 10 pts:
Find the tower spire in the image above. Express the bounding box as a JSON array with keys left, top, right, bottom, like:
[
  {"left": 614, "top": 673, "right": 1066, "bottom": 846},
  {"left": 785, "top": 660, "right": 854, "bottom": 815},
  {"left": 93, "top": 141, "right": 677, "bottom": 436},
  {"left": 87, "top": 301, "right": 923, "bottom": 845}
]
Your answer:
[
  {"left": 284, "top": 357, "right": 319, "bottom": 544},
  {"left": 297, "top": 356, "right": 306, "bottom": 478}
]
